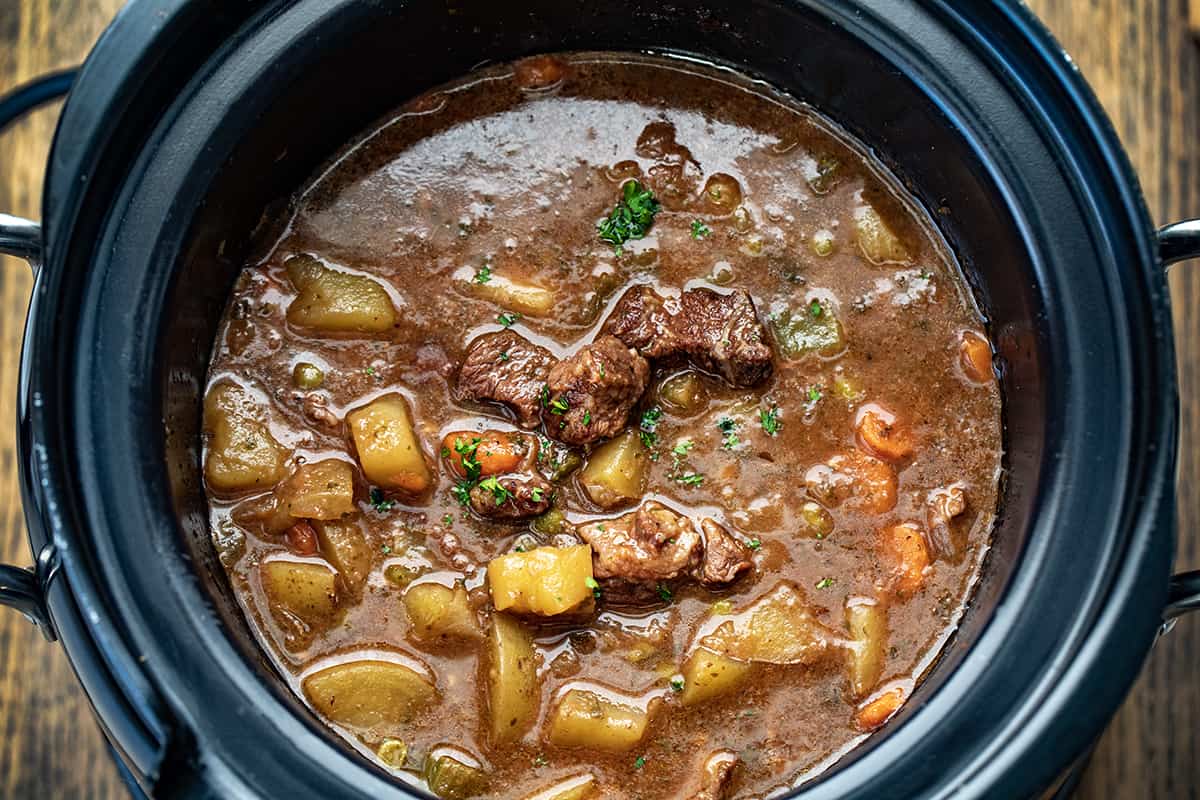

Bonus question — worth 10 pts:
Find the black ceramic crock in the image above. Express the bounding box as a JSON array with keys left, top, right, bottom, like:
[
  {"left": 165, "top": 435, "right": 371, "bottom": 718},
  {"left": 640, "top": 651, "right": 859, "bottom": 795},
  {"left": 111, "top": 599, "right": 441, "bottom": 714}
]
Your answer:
[{"left": 1, "top": 1, "right": 1199, "bottom": 798}]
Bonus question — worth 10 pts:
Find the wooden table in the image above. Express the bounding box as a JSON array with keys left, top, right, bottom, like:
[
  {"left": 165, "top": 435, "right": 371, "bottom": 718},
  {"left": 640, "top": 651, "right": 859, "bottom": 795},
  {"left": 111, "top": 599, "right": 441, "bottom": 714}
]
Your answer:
[{"left": 0, "top": 1, "right": 1197, "bottom": 798}]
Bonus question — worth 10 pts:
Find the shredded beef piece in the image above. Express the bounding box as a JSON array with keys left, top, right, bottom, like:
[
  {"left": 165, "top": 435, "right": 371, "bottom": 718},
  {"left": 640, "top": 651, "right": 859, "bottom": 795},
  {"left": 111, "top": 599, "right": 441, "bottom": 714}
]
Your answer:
[
  {"left": 468, "top": 474, "right": 554, "bottom": 520},
  {"left": 697, "top": 519, "right": 754, "bottom": 586},
  {"left": 603, "top": 285, "right": 772, "bottom": 387},
  {"left": 541, "top": 335, "right": 649, "bottom": 445},
  {"left": 456, "top": 331, "right": 557, "bottom": 427},
  {"left": 690, "top": 750, "right": 741, "bottom": 800}
]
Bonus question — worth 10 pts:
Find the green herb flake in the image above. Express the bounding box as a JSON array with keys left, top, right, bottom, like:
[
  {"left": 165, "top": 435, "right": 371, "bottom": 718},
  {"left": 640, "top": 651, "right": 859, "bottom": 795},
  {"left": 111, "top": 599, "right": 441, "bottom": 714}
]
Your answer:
[
  {"left": 598, "top": 180, "right": 661, "bottom": 255},
  {"left": 585, "top": 576, "right": 601, "bottom": 599},
  {"left": 633, "top": 755, "right": 647, "bottom": 770},
  {"left": 442, "top": 514, "right": 454, "bottom": 526},
  {"left": 675, "top": 473, "right": 705, "bottom": 487},
  {"left": 717, "top": 417, "right": 740, "bottom": 450},
  {"left": 807, "top": 385, "right": 822, "bottom": 404},
  {"left": 452, "top": 480, "right": 474, "bottom": 507},
  {"left": 381, "top": 544, "right": 392, "bottom": 555},
  {"left": 639, "top": 406, "right": 663, "bottom": 448},
  {"left": 453, "top": 436, "right": 484, "bottom": 482},
  {"left": 531, "top": 487, "right": 544, "bottom": 502},
  {"left": 760, "top": 406, "right": 782, "bottom": 436},
  {"left": 656, "top": 584, "right": 673, "bottom": 603},
  {"left": 809, "top": 299, "right": 824, "bottom": 318},
  {"left": 690, "top": 219, "right": 711, "bottom": 240},
  {"left": 533, "top": 754, "right": 548, "bottom": 768},
  {"left": 497, "top": 311, "right": 522, "bottom": 327},
  {"left": 549, "top": 396, "right": 570, "bottom": 415},
  {"left": 474, "top": 264, "right": 493, "bottom": 284},
  {"left": 582, "top": 410, "right": 592, "bottom": 427},
  {"left": 369, "top": 487, "right": 396, "bottom": 513},
  {"left": 815, "top": 577, "right": 834, "bottom": 590},
  {"left": 499, "top": 351, "right": 510, "bottom": 362},
  {"left": 746, "top": 538, "right": 762, "bottom": 550},
  {"left": 669, "top": 676, "right": 685, "bottom": 692},
  {"left": 672, "top": 439, "right": 695, "bottom": 458},
  {"left": 478, "top": 476, "right": 511, "bottom": 505}
]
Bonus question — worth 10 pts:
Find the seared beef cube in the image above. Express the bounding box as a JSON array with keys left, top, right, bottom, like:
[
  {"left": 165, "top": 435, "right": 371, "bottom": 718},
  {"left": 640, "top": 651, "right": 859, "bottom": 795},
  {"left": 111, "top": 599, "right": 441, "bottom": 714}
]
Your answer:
[
  {"left": 691, "top": 750, "right": 741, "bottom": 800},
  {"left": 677, "top": 288, "right": 773, "bottom": 387},
  {"left": 696, "top": 519, "right": 754, "bottom": 587},
  {"left": 603, "top": 285, "right": 772, "bottom": 387},
  {"left": 468, "top": 473, "right": 554, "bottom": 520},
  {"left": 577, "top": 501, "right": 703, "bottom": 587},
  {"left": 456, "top": 331, "right": 557, "bottom": 427},
  {"left": 541, "top": 335, "right": 649, "bottom": 445}
]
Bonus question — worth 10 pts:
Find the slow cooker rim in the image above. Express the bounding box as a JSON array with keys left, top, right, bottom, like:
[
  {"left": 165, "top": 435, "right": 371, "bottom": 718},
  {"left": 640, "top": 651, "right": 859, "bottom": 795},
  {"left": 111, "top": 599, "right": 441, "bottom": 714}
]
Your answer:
[{"left": 17, "top": 0, "right": 1181, "bottom": 797}]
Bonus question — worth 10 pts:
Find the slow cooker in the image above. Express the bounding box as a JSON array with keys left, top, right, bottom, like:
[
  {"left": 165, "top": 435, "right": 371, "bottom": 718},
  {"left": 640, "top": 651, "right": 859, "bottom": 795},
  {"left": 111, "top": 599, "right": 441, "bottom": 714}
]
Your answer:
[{"left": 1, "top": 1, "right": 1198, "bottom": 797}]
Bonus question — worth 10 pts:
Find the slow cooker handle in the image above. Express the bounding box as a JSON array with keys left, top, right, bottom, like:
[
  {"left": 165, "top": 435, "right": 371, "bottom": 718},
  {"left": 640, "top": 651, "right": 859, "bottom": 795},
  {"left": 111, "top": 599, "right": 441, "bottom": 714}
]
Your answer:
[{"left": 0, "top": 70, "right": 76, "bottom": 639}]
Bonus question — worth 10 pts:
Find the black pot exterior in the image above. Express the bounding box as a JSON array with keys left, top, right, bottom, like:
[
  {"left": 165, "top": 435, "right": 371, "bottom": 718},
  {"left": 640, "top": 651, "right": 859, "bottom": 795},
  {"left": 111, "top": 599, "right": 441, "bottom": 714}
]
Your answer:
[{"left": 17, "top": 1, "right": 1178, "bottom": 798}]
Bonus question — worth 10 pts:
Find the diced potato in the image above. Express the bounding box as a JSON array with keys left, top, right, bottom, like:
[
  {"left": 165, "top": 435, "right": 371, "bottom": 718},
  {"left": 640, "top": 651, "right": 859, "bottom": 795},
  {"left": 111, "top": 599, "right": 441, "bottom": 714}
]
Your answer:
[
  {"left": 845, "top": 598, "right": 888, "bottom": 698},
  {"left": 442, "top": 430, "right": 530, "bottom": 478},
  {"left": 855, "top": 407, "right": 915, "bottom": 462},
  {"left": 770, "top": 303, "right": 844, "bottom": 359},
  {"left": 658, "top": 371, "right": 708, "bottom": 415},
  {"left": 203, "top": 383, "right": 288, "bottom": 493},
  {"left": 260, "top": 558, "right": 340, "bottom": 627},
  {"left": 404, "top": 583, "right": 482, "bottom": 643},
  {"left": 347, "top": 394, "right": 433, "bottom": 494},
  {"left": 314, "top": 518, "right": 373, "bottom": 591},
  {"left": 487, "top": 545, "right": 594, "bottom": 617},
  {"left": 578, "top": 430, "right": 649, "bottom": 509},
  {"left": 882, "top": 523, "right": 930, "bottom": 595},
  {"left": 854, "top": 204, "right": 912, "bottom": 265},
  {"left": 277, "top": 459, "right": 356, "bottom": 519},
  {"left": 797, "top": 501, "right": 834, "bottom": 538},
  {"left": 546, "top": 688, "right": 649, "bottom": 752},
  {"left": 302, "top": 659, "right": 436, "bottom": 728},
  {"left": 680, "top": 646, "right": 753, "bottom": 706},
  {"left": 701, "top": 582, "right": 835, "bottom": 665},
  {"left": 457, "top": 267, "right": 555, "bottom": 317},
  {"left": 524, "top": 774, "right": 597, "bottom": 800},
  {"left": 959, "top": 330, "right": 993, "bottom": 383},
  {"left": 285, "top": 254, "right": 398, "bottom": 333},
  {"left": 377, "top": 738, "right": 408, "bottom": 769},
  {"left": 485, "top": 612, "right": 539, "bottom": 744},
  {"left": 854, "top": 683, "right": 907, "bottom": 731},
  {"left": 424, "top": 750, "right": 489, "bottom": 800}
]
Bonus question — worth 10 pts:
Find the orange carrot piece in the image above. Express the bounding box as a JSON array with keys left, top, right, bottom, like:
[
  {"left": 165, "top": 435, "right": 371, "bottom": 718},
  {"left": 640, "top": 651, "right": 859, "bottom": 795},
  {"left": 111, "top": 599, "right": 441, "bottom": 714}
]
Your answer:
[
  {"left": 882, "top": 522, "right": 931, "bottom": 594},
  {"left": 441, "top": 430, "right": 529, "bottom": 478},
  {"left": 854, "top": 683, "right": 907, "bottom": 731},
  {"left": 959, "top": 330, "right": 993, "bottom": 383},
  {"left": 855, "top": 406, "right": 915, "bottom": 462}
]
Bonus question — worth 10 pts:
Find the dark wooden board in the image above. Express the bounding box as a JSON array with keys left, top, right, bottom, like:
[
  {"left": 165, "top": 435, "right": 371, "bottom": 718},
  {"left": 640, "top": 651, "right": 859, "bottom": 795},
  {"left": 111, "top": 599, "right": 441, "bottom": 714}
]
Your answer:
[{"left": 0, "top": 1, "right": 1196, "bottom": 797}]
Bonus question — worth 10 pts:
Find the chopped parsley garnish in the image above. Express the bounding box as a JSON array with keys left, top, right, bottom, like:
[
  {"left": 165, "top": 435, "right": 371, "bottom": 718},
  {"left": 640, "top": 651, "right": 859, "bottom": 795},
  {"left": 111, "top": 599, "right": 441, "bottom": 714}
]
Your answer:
[
  {"left": 672, "top": 439, "right": 695, "bottom": 458},
  {"left": 549, "top": 396, "right": 569, "bottom": 415},
  {"left": 746, "top": 538, "right": 762, "bottom": 550},
  {"left": 675, "top": 473, "right": 705, "bottom": 487},
  {"left": 657, "top": 584, "right": 673, "bottom": 603},
  {"left": 477, "top": 476, "right": 511, "bottom": 505},
  {"left": 598, "top": 180, "right": 661, "bottom": 255},
  {"left": 473, "top": 264, "right": 492, "bottom": 284},
  {"left": 809, "top": 299, "right": 824, "bottom": 318},
  {"left": 452, "top": 480, "right": 474, "bottom": 506},
  {"left": 540, "top": 385, "right": 551, "bottom": 407},
  {"left": 690, "top": 219, "right": 711, "bottom": 239},
  {"left": 815, "top": 577, "right": 834, "bottom": 590},
  {"left": 585, "top": 576, "right": 601, "bottom": 599},
  {"left": 760, "top": 406, "right": 782, "bottom": 436},
  {"left": 364, "top": 366, "right": 377, "bottom": 378},
  {"left": 530, "top": 487, "right": 545, "bottom": 502},
  {"left": 582, "top": 410, "right": 592, "bottom": 427},
  {"left": 442, "top": 514, "right": 454, "bottom": 526},
  {"left": 717, "top": 417, "right": 740, "bottom": 450},
  {"left": 633, "top": 755, "right": 647, "bottom": 770},
  {"left": 369, "top": 487, "right": 396, "bottom": 513},
  {"left": 639, "top": 406, "right": 663, "bottom": 448},
  {"left": 807, "top": 385, "right": 822, "bottom": 404},
  {"left": 453, "top": 436, "right": 484, "bottom": 481},
  {"left": 669, "top": 676, "right": 685, "bottom": 692},
  {"left": 497, "top": 311, "right": 521, "bottom": 327},
  {"left": 381, "top": 544, "right": 391, "bottom": 555},
  {"left": 499, "top": 351, "right": 510, "bottom": 362},
  {"left": 533, "top": 754, "right": 548, "bottom": 768}
]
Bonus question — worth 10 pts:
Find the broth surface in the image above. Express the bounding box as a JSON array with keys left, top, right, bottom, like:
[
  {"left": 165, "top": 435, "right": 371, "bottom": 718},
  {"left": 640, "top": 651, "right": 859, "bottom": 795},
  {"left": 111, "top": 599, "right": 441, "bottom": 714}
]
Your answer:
[{"left": 202, "top": 53, "right": 1002, "bottom": 799}]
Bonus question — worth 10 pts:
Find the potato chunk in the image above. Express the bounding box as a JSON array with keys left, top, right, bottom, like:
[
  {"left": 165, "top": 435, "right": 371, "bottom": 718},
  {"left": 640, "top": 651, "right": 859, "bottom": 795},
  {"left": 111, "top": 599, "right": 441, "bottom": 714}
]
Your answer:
[
  {"left": 277, "top": 459, "right": 356, "bottom": 519},
  {"left": 485, "top": 612, "right": 539, "bottom": 744},
  {"left": 260, "top": 558, "right": 340, "bottom": 627},
  {"left": 203, "top": 382, "right": 287, "bottom": 493},
  {"left": 423, "top": 750, "right": 489, "bottom": 799},
  {"left": 845, "top": 598, "right": 887, "bottom": 698},
  {"left": 456, "top": 267, "right": 555, "bottom": 317},
  {"left": 547, "top": 688, "right": 650, "bottom": 752},
  {"left": 404, "top": 583, "right": 483, "bottom": 643},
  {"left": 487, "top": 545, "right": 595, "bottom": 617},
  {"left": 285, "top": 254, "right": 397, "bottom": 333},
  {"left": 314, "top": 518, "right": 373, "bottom": 592},
  {"left": 302, "top": 659, "right": 436, "bottom": 728},
  {"left": 770, "top": 299, "right": 844, "bottom": 359},
  {"left": 524, "top": 774, "right": 596, "bottom": 800},
  {"left": 347, "top": 394, "right": 433, "bottom": 494},
  {"left": 680, "top": 646, "right": 753, "bottom": 706},
  {"left": 701, "top": 582, "right": 837, "bottom": 665},
  {"left": 578, "top": 430, "right": 649, "bottom": 509},
  {"left": 854, "top": 203, "right": 912, "bottom": 265}
]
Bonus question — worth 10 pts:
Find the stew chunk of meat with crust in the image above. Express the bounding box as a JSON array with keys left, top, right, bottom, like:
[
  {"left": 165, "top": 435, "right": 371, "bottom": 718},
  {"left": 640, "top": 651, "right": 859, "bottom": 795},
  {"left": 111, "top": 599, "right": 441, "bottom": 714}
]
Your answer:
[{"left": 202, "top": 53, "right": 1002, "bottom": 800}]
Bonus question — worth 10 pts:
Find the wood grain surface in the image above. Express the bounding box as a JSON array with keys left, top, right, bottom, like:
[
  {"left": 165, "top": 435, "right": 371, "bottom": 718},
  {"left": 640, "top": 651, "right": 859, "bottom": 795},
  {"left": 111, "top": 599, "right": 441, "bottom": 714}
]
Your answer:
[{"left": 0, "top": 1, "right": 1197, "bottom": 798}]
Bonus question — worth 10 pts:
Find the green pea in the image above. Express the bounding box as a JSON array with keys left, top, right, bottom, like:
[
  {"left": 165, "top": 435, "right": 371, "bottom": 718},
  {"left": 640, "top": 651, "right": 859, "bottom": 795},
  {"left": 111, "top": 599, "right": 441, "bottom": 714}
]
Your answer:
[{"left": 292, "top": 361, "right": 325, "bottom": 390}]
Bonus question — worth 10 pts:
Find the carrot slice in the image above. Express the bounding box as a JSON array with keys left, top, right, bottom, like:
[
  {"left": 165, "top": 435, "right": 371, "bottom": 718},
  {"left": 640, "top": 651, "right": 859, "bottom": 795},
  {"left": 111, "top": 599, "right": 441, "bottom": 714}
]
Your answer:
[
  {"left": 855, "top": 406, "right": 915, "bottom": 462},
  {"left": 959, "top": 330, "right": 993, "bottom": 383},
  {"left": 882, "top": 522, "right": 930, "bottom": 595},
  {"left": 854, "top": 683, "right": 907, "bottom": 731},
  {"left": 441, "top": 430, "right": 531, "bottom": 478}
]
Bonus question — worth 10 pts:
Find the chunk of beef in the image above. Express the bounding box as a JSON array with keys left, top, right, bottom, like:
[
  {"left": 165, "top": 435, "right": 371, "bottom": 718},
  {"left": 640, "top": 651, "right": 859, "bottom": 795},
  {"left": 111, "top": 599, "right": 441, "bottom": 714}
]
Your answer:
[
  {"left": 926, "top": 483, "right": 968, "bottom": 562},
  {"left": 635, "top": 121, "right": 703, "bottom": 211},
  {"left": 603, "top": 285, "right": 772, "bottom": 387},
  {"left": 456, "top": 331, "right": 557, "bottom": 427},
  {"left": 697, "top": 519, "right": 754, "bottom": 587},
  {"left": 690, "top": 750, "right": 741, "bottom": 800},
  {"left": 541, "top": 335, "right": 649, "bottom": 445},
  {"left": 578, "top": 502, "right": 750, "bottom": 604},
  {"left": 468, "top": 473, "right": 554, "bottom": 520}
]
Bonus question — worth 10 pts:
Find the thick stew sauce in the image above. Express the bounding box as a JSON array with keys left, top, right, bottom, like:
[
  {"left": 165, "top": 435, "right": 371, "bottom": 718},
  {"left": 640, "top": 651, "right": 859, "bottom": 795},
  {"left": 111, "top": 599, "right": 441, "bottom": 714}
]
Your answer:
[{"left": 202, "top": 53, "right": 1002, "bottom": 799}]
